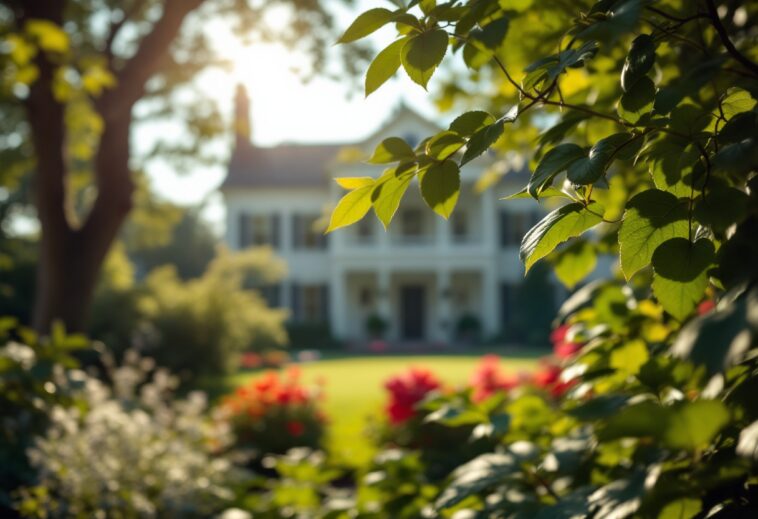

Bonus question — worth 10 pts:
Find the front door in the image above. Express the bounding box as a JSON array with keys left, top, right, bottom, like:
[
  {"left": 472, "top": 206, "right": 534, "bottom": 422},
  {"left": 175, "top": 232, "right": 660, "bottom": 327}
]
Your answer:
[{"left": 400, "top": 285, "right": 425, "bottom": 340}]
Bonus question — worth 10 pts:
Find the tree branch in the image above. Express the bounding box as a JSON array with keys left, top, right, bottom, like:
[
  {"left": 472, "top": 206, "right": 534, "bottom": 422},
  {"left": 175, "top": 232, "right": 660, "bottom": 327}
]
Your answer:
[
  {"left": 99, "top": 0, "right": 205, "bottom": 117},
  {"left": 704, "top": 0, "right": 758, "bottom": 77}
]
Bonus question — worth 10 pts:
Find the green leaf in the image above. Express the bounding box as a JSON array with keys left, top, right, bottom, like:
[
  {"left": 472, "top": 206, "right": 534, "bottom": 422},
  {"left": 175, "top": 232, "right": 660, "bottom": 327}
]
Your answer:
[
  {"left": 426, "top": 131, "right": 465, "bottom": 160},
  {"left": 338, "top": 8, "right": 398, "bottom": 43},
  {"left": 435, "top": 453, "right": 519, "bottom": 510},
  {"left": 566, "top": 146, "right": 607, "bottom": 185},
  {"left": 652, "top": 238, "right": 715, "bottom": 321},
  {"left": 658, "top": 499, "right": 701, "bottom": 519},
  {"left": 474, "top": 17, "right": 509, "bottom": 52},
  {"left": 449, "top": 110, "right": 495, "bottom": 137},
  {"left": 371, "top": 165, "right": 415, "bottom": 229},
  {"left": 400, "top": 29, "right": 448, "bottom": 89},
  {"left": 553, "top": 240, "right": 597, "bottom": 289},
  {"left": 502, "top": 186, "right": 572, "bottom": 201},
  {"left": 644, "top": 138, "right": 700, "bottom": 197},
  {"left": 618, "top": 189, "right": 689, "bottom": 280},
  {"left": 367, "top": 137, "right": 416, "bottom": 164},
  {"left": 671, "top": 285, "right": 756, "bottom": 374},
  {"left": 663, "top": 400, "right": 730, "bottom": 450},
  {"left": 365, "top": 38, "right": 407, "bottom": 96},
  {"left": 520, "top": 202, "right": 604, "bottom": 272},
  {"left": 600, "top": 400, "right": 729, "bottom": 451},
  {"left": 609, "top": 339, "right": 649, "bottom": 377},
  {"left": 326, "top": 183, "right": 375, "bottom": 232},
  {"left": 736, "top": 420, "right": 758, "bottom": 461},
  {"left": 528, "top": 143, "right": 585, "bottom": 197},
  {"left": 499, "top": 0, "right": 533, "bottom": 12},
  {"left": 621, "top": 34, "right": 655, "bottom": 92},
  {"left": 419, "top": 159, "right": 460, "bottom": 219},
  {"left": 335, "top": 177, "right": 375, "bottom": 189},
  {"left": 694, "top": 185, "right": 749, "bottom": 233},
  {"left": 461, "top": 120, "right": 505, "bottom": 165},
  {"left": 618, "top": 76, "right": 655, "bottom": 124},
  {"left": 720, "top": 87, "right": 756, "bottom": 120},
  {"left": 524, "top": 41, "right": 598, "bottom": 84}
]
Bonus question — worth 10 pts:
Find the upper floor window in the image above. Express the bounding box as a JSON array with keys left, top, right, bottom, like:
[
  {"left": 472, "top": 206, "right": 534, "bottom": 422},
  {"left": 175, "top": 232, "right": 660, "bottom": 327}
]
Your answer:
[
  {"left": 293, "top": 214, "right": 327, "bottom": 250},
  {"left": 239, "top": 213, "right": 279, "bottom": 248},
  {"left": 291, "top": 283, "right": 329, "bottom": 323},
  {"left": 356, "top": 216, "right": 375, "bottom": 243},
  {"left": 500, "top": 210, "right": 540, "bottom": 247},
  {"left": 451, "top": 210, "right": 468, "bottom": 241},
  {"left": 401, "top": 208, "right": 424, "bottom": 237}
]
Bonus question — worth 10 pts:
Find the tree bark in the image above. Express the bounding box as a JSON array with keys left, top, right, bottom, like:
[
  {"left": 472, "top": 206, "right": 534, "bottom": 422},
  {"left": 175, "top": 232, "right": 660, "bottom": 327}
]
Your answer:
[{"left": 24, "top": 0, "right": 204, "bottom": 332}]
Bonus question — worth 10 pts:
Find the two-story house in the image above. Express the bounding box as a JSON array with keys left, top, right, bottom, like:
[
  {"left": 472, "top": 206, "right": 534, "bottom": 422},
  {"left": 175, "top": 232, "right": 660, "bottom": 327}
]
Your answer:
[{"left": 221, "top": 86, "right": 560, "bottom": 345}]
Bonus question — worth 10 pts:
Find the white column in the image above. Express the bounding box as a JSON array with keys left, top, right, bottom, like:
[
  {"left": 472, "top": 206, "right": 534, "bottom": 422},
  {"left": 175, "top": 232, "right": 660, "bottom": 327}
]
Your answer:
[
  {"left": 377, "top": 269, "right": 391, "bottom": 339},
  {"left": 280, "top": 211, "right": 293, "bottom": 254},
  {"left": 482, "top": 265, "right": 499, "bottom": 337},
  {"left": 482, "top": 188, "right": 497, "bottom": 254},
  {"left": 436, "top": 269, "right": 452, "bottom": 344},
  {"left": 329, "top": 266, "right": 348, "bottom": 340}
]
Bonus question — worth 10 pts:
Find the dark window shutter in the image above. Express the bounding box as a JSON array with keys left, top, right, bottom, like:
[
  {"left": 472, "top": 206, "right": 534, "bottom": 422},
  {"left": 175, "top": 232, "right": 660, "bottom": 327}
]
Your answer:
[
  {"left": 271, "top": 214, "right": 280, "bottom": 248},
  {"left": 500, "top": 283, "right": 512, "bottom": 324},
  {"left": 293, "top": 215, "right": 302, "bottom": 249},
  {"left": 320, "top": 285, "right": 330, "bottom": 323},
  {"left": 499, "top": 210, "right": 510, "bottom": 247},
  {"left": 238, "top": 213, "right": 249, "bottom": 248},
  {"left": 290, "top": 283, "right": 300, "bottom": 321}
]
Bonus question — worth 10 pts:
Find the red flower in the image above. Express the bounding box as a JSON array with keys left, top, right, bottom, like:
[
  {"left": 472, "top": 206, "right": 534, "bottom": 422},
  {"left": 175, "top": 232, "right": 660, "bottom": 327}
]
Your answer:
[
  {"left": 286, "top": 421, "right": 305, "bottom": 437},
  {"left": 531, "top": 361, "right": 576, "bottom": 398},
  {"left": 698, "top": 299, "right": 716, "bottom": 315},
  {"left": 470, "top": 355, "right": 519, "bottom": 402},
  {"left": 384, "top": 367, "right": 442, "bottom": 425},
  {"left": 551, "top": 325, "right": 583, "bottom": 359},
  {"left": 240, "top": 352, "right": 262, "bottom": 369}
]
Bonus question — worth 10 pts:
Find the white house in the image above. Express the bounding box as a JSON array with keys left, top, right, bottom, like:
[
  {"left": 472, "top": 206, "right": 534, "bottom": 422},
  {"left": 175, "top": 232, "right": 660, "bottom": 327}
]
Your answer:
[{"left": 221, "top": 86, "right": 562, "bottom": 346}]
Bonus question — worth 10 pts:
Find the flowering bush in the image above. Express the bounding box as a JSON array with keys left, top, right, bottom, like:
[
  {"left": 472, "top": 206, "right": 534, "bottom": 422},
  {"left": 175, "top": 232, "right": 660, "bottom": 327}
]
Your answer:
[
  {"left": 469, "top": 354, "right": 521, "bottom": 402},
  {"left": 384, "top": 367, "right": 441, "bottom": 425},
  {"left": 220, "top": 368, "right": 326, "bottom": 458},
  {"left": 16, "top": 350, "right": 237, "bottom": 518}
]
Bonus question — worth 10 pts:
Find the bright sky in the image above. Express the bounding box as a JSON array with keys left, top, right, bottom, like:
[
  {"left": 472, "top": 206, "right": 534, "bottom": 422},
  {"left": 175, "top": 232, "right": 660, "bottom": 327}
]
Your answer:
[{"left": 143, "top": 1, "right": 442, "bottom": 228}]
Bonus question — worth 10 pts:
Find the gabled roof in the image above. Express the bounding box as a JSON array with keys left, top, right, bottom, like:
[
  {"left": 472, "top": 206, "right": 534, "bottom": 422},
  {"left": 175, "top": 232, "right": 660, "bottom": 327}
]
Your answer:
[
  {"left": 221, "top": 104, "right": 439, "bottom": 191},
  {"left": 223, "top": 141, "right": 346, "bottom": 189}
]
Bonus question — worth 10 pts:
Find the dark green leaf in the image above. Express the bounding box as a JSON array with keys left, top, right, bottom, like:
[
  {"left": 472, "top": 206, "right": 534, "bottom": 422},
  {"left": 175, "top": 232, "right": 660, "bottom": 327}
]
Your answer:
[
  {"left": 528, "top": 143, "right": 585, "bottom": 197},
  {"left": 367, "top": 137, "right": 416, "bottom": 164},
  {"left": 618, "top": 76, "right": 655, "bottom": 124},
  {"left": 426, "top": 131, "right": 465, "bottom": 160},
  {"left": 401, "top": 29, "right": 449, "bottom": 89},
  {"left": 461, "top": 120, "right": 505, "bottom": 165},
  {"left": 618, "top": 189, "right": 689, "bottom": 280},
  {"left": 520, "top": 202, "right": 604, "bottom": 272},
  {"left": 621, "top": 34, "right": 655, "bottom": 92},
  {"left": 419, "top": 159, "right": 460, "bottom": 218},
  {"left": 449, "top": 110, "right": 495, "bottom": 137},
  {"left": 652, "top": 238, "right": 714, "bottom": 321}
]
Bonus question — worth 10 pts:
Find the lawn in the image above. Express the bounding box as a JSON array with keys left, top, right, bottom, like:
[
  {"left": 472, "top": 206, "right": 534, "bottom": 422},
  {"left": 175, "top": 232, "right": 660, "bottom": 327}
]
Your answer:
[{"left": 215, "top": 352, "right": 542, "bottom": 466}]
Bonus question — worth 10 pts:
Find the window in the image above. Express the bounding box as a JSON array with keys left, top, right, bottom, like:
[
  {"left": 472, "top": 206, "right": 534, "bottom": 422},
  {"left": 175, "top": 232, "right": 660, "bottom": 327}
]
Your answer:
[
  {"left": 356, "top": 216, "right": 375, "bottom": 242},
  {"left": 401, "top": 208, "right": 424, "bottom": 237},
  {"left": 290, "top": 284, "right": 329, "bottom": 323},
  {"left": 293, "top": 214, "right": 327, "bottom": 250},
  {"left": 239, "top": 213, "right": 279, "bottom": 248},
  {"left": 259, "top": 284, "right": 282, "bottom": 307},
  {"left": 499, "top": 210, "right": 535, "bottom": 247},
  {"left": 359, "top": 286, "right": 374, "bottom": 307},
  {"left": 451, "top": 210, "right": 468, "bottom": 241},
  {"left": 500, "top": 283, "right": 518, "bottom": 324}
]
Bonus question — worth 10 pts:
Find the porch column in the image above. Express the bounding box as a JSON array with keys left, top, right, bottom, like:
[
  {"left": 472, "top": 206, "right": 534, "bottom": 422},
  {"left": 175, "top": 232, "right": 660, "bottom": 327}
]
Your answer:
[
  {"left": 436, "top": 269, "right": 452, "bottom": 344},
  {"left": 377, "top": 269, "right": 392, "bottom": 339},
  {"left": 482, "top": 266, "right": 499, "bottom": 337},
  {"left": 329, "top": 267, "right": 348, "bottom": 339}
]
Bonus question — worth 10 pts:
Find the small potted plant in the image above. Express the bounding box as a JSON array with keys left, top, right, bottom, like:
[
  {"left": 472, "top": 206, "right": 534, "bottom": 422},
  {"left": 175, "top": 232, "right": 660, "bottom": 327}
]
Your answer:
[{"left": 456, "top": 313, "right": 482, "bottom": 344}]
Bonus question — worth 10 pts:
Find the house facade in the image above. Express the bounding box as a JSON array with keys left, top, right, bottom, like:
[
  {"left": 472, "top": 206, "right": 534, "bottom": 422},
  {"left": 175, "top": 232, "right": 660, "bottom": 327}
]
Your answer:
[{"left": 221, "top": 86, "right": 563, "bottom": 345}]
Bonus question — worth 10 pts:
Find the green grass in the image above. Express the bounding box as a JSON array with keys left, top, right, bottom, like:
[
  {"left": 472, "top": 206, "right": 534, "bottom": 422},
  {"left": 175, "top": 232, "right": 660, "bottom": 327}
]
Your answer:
[{"left": 209, "top": 352, "right": 541, "bottom": 466}]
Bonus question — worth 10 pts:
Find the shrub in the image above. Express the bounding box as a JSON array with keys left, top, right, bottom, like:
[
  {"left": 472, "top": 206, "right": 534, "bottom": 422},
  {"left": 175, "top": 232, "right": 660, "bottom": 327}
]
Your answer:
[
  {"left": 0, "top": 321, "right": 90, "bottom": 512},
  {"left": 15, "top": 349, "right": 238, "bottom": 518},
  {"left": 220, "top": 368, "right": 326, "bottom": 459},
  {"left": 455, "top": 313, "right": 482, "bottom": 343},
  {"left": 137, "top": 247, "right": 289, "bottom": 380},
  {"left": 365, "top": 313, "right": 388, "bottom": 339},
  {"left": 285, "top": 322, "right": 340, "bottom": 350}
]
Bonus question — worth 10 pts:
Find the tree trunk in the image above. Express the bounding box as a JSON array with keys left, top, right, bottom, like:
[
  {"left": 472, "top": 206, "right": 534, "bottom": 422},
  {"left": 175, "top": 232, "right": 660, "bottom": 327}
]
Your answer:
[{"left": 22, "top": 0, "right": 202, "bottom": 332}]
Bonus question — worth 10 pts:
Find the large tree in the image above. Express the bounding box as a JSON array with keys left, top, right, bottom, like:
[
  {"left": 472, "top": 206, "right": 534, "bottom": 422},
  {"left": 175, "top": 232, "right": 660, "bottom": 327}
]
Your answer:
[{"left": 0, "top": 0, "right": 362, "bottom": 331}]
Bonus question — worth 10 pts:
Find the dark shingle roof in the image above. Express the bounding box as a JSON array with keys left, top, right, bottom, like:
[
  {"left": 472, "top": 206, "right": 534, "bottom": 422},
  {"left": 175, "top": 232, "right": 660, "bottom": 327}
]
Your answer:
[{"left": 222, "top": 141, "right": 345, "bottom": 189}]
